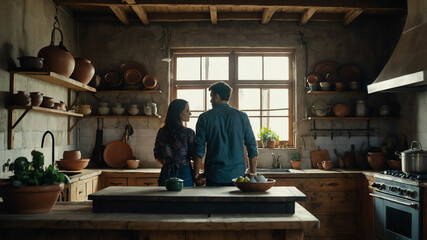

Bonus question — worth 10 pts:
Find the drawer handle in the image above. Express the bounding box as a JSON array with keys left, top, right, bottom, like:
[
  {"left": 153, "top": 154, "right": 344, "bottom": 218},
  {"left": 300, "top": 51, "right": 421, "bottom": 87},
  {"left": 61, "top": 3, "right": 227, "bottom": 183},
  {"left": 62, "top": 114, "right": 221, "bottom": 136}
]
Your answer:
[
  {"left": 328, "top": 182, "right": 338, "bottom": 186},
  {"left": 78, "top": 191, "right": 83, "bottom": 194},
  {"left": 110, "top": 182, "right": 123, "bottom": 185}
]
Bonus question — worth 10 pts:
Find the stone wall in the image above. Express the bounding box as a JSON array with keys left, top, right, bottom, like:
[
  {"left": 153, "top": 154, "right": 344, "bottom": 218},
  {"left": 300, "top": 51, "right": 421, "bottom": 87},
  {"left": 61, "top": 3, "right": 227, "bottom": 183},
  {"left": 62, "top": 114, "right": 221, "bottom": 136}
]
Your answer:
[{"left": 0, "top": 0, "right": 77, "bottom": 178}]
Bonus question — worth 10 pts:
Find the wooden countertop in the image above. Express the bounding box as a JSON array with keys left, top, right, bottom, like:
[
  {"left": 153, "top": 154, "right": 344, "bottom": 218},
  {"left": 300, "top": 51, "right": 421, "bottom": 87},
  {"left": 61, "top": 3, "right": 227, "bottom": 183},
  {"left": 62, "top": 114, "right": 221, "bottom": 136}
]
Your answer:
[{"left": 0, "top": 202, "right": 319, "bottom": 232}]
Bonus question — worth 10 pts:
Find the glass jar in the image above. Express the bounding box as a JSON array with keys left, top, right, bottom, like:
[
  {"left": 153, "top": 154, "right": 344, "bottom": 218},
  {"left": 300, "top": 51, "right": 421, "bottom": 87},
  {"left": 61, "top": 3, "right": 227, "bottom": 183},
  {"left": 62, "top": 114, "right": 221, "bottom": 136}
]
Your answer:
[{"left": 355, "top": 100, "right": 367, "bottom": 117}]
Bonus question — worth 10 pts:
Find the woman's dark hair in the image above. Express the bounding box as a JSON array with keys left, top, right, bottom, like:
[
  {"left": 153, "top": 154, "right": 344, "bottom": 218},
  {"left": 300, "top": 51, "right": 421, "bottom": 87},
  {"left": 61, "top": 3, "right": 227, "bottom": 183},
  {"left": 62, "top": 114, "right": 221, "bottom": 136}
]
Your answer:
[
  {"left": 209, "top": 81, "right": 232, "bottom": 101},
  {"left": 163, "top": 99, "right": 188, "bottom": 144}
]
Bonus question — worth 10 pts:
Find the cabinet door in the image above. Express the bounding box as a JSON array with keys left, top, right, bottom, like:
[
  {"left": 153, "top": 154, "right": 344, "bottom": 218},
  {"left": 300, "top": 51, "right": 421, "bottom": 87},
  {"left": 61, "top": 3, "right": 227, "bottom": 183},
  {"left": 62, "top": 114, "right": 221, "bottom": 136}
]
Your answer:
[
  {"left": 305, "top": 191, "right": 358, "bottom": 213},
  {"left": 274, "top": 178, "right": 306, "bottom": 191},
  {"left": 102, "top": 177, "right": 128, "bottom": 188},
  {"left": 76, "top": 183, "right": 86, "bottom": 201},
  {"left": 306, "top": 178, "right": 357, "bottom": 191},
  {"left": 135, "top": 178, "right": 158, "bottom": 186}
]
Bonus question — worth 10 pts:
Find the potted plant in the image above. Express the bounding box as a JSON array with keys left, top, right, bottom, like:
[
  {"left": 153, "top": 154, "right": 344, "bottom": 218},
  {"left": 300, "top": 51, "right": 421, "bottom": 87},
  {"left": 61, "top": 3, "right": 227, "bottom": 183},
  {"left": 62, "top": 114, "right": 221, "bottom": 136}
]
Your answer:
[
  {"left": 257, "top": 127, "right": 279, "bottom": 149},
  {"left": 290, "top": 153, "right": 302, "bottom": 170},
  {"left": 0, "top": 150, "right": 70, "bottom": 214}
]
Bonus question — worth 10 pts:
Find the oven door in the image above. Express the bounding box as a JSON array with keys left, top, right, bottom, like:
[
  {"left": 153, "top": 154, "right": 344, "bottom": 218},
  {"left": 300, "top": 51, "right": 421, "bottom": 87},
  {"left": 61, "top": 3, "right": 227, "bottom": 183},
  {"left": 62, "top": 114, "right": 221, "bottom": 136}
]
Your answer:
[{"left": 371, "top": 192, "right": 420, "bottom": 240}]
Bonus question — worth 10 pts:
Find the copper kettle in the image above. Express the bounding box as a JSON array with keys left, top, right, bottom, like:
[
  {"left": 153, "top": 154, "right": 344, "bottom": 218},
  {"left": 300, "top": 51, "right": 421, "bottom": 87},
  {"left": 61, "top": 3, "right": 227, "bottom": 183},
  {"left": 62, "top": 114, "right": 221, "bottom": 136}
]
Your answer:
[{"left": 37, "top": 17, "right": 75, "bottom": 78}]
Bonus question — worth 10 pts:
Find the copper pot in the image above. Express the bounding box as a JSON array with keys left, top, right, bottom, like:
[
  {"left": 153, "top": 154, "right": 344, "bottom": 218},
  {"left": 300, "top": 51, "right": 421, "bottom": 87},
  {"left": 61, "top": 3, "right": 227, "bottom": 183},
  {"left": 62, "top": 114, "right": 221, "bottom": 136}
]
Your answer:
[
  {"left": 41, "top": 96, "right": 54, "bottom": 108},
  {"left": 37, "top": 27, "right": 75, "bottom": 78},
  {"left": 333, "top": 104, "right": 351, "bottom": 117},
  {"left": 29, "top": 92, "right": 43, "bottom": 106},
  {"left": 71, "top": 58, "right": 95, "bottom": 85}
]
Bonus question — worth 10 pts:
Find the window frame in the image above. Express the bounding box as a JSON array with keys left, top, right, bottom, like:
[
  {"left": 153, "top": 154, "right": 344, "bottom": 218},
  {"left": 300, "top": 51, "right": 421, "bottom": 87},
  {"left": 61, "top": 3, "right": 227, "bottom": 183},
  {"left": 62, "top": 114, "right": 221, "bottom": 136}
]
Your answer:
[{"left": 171, "top": 48, "right": 295, "bottom": 147}]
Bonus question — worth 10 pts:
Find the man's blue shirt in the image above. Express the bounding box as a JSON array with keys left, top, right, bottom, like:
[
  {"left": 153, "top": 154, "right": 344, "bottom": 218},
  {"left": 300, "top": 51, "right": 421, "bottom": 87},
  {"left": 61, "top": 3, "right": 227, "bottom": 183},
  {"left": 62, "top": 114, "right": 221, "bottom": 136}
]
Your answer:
[{"left": 195, "top": 103, "right": 258, "bottom": 184}]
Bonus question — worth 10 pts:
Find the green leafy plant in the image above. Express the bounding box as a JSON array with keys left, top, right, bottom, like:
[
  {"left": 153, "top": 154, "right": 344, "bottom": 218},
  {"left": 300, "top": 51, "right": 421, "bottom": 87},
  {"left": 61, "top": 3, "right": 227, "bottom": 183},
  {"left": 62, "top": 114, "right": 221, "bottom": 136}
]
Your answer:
[
  {"left": 9, "top": 150, "right": 70, "bottom": 187},
  {"left": 290, "top": 153, "right": 300, "bottom": 161},
  {"left": 257, "top": 127, "right": 279, "bottom": 147}
]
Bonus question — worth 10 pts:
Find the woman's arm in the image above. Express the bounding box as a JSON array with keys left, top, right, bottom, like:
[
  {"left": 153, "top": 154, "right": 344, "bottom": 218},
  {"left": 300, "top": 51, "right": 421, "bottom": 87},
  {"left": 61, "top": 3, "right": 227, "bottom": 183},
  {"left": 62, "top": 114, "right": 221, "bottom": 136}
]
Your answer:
[{"left": 155, "top": 158, "right": 165, "bottom": 166}]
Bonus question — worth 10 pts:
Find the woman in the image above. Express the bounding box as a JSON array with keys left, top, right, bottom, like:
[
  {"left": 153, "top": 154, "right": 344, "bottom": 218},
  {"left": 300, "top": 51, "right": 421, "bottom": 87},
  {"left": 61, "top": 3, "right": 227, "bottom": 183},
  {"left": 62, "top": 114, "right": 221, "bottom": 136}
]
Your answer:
[{"left": 154, "top": 99, "right": 195, "bottom": 187}]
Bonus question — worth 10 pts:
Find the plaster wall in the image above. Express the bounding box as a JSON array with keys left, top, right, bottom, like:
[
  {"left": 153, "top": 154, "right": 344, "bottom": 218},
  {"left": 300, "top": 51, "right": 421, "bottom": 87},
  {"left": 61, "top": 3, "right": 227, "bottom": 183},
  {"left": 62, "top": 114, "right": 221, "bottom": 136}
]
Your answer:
[
  {"left": 78, "top": 17, "right": 404, "bottom": 168},
  {"left": 0, "top": 0, "right": 77, "bottom": 178}
]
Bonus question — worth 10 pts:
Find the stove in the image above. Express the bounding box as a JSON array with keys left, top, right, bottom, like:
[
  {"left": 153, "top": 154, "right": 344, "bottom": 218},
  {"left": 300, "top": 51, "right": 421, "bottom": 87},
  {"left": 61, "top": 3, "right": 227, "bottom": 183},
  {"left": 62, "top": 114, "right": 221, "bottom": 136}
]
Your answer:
[{"left": 371, "top": 171, "right": 424, "bottom": 240}]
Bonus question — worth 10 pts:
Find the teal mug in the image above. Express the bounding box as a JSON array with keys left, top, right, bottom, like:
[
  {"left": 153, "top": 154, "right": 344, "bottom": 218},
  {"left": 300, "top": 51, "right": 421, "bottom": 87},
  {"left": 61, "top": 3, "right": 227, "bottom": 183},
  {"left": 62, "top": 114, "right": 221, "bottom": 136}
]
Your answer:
[{"left": 165, "top": 177, "right": 184, "bottom": 191}]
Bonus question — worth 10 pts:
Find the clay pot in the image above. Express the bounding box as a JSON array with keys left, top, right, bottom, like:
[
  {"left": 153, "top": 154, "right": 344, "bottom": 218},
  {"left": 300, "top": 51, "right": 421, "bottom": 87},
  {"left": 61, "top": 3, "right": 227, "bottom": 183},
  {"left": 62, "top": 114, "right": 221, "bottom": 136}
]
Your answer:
[
  {"left": 38, "top": 28, "right": 75, "bottom": 77},
  {"left": 76, "top": 104, "right": 92, "bottom": 115},
  {"left": 56, "top": 159, "right": 89, "bottom": 171},
  {"left": 333, "top": 104, "right": 351, "bottom": 117},
  {"left": 291, "top": 161, "right": 302, "bottom": 170},
  {"left": 322, "top": 160, "right": 333, "bottom": 170},
  {"left": 128, "top": 104, "right": 139, "bottom": 116},
  {"left": 266, "top": 140, "right": 276, "bottom": 149},
  {"left": 41, "top": 96, "right": 54, "bottom": 108},
  {"left": 71, "top": 58, "right": 95, "bottom": 85},
  {"left": 0, "top": 183, "right": 64, "bottom": 213},
  {"left": 127, "top": 159, "right": 140, "bottom": 169},
  {"left": 143, "top": 75, "right": 158, "bottom": 90},
  {"left": 17, "top": 56, "right": 43, "bottom": 70},
  {"left": 335, "top": 82, "right": 345, "bottom": 91},
  {"left": 367, "top": 152, "right": 387, "bottom": 171},
  {"left": 63, "top": 150, "right": 81, "bottom": 160},
  {"left": 13, "top": 91, "right": 30, "bottom": 106},
  {"left": 29, "top": 92, "right": 43, "bottom": 106}
]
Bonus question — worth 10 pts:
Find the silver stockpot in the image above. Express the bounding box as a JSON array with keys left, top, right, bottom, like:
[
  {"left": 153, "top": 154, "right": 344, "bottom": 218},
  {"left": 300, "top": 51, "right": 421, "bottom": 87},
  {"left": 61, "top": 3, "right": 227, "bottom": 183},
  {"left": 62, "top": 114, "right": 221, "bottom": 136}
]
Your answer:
[{"left": 395, "top": 141, "right": 427, "bottom": 174}]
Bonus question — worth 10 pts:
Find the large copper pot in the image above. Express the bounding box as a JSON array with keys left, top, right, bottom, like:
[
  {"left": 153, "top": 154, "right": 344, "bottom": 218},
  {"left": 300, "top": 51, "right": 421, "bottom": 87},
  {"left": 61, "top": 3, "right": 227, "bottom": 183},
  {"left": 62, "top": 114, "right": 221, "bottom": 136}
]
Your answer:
[
  {"left": 71, "top": 58, "right": 95, "bottom": 85},
  {"left": 37, "top": 27, "right": 75, "bottom": 78}
]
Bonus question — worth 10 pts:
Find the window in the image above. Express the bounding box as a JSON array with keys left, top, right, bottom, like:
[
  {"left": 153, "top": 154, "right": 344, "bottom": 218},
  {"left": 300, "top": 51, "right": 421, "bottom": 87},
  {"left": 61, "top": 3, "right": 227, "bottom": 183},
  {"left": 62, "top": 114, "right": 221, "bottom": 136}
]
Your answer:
[{"left": 171, "top": 48, "right": 295, "bottom": 147}]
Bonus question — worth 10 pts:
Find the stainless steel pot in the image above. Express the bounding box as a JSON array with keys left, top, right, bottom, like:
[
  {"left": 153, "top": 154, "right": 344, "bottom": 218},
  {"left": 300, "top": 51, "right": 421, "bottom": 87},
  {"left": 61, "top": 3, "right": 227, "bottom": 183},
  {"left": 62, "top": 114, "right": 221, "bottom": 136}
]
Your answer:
[{"left": 395, "top": 141, "right": 427, "bottom": 174}]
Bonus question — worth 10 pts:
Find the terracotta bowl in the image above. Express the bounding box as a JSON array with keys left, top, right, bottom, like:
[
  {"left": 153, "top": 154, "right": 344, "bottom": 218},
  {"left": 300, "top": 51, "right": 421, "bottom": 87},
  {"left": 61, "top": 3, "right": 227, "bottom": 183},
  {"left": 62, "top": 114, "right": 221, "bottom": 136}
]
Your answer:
[
  {"left": 63, "top": 150, "right": 81, "bottom": 160},
  {"left": 367, "top": 152, "right": 387, "bottom": 171},
  {"left": 126, "top": 159, "right": 140, "bottom": 169},
  {"left": 334, "top": 82, "right": 345, "bottom": 91},
  {"left": 333, "top": 104, "right": 351, "bottom": 117},
  {"left": 322, "top": 160, "right": 333, "bottom": 170},
  {"left": 142, "top": 75, "right": 158, "bottom": 90},
  {"left": 56, "top": 159, "right": 89, "bottom": 171},
  {"left": 232, "top": 178, "right": 275, "bottom": 192},
  {"left": 387, "top": 160, "right": 402, "bottom": 170},
  {"left": 18, "top": 56, "right": 44, "bottom": 70}
]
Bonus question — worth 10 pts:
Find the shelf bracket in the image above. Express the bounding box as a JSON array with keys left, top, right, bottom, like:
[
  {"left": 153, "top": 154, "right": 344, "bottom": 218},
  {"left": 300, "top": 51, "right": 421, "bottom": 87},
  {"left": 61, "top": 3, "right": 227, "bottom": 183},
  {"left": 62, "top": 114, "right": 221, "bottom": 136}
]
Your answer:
[
  {"left": 10, "top": 108, "right": 31, "bottom": 129},
  {"left": 367, "top": 120, "right": 371, "bottom": 148}
]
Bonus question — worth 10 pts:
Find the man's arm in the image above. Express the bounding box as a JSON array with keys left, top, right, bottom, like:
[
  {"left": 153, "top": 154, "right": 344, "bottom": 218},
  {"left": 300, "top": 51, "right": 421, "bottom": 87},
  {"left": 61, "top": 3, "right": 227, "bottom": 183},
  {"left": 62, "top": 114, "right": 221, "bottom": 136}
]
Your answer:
[
  {"left": 194, "top": 115, "right": 207, "bottom": 186},
  {"left": 248, "top": 156, "right": 257, "bottom": 174}
]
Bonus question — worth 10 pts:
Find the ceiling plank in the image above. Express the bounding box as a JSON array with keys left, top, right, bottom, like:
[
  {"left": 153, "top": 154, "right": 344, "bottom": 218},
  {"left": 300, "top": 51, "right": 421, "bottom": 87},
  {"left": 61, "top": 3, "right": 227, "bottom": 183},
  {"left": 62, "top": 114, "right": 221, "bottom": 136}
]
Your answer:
[
  {"left": 261, "top": 7, "right": 277, "bottom": 24},
  {"left": 210, "top": 6, "right": 217, "bottom": 24},
  {"left": 300, "top": 8, "right": 317, "bottom": 25},
  {"left": 124, "top": 0, "right": 149, "bottom": 25},
  {"left": 109, "top": 6, "right": 130, "bottom": 25},
  {"left": 344, "top": 8, "right": 363, "bottom": 25}
]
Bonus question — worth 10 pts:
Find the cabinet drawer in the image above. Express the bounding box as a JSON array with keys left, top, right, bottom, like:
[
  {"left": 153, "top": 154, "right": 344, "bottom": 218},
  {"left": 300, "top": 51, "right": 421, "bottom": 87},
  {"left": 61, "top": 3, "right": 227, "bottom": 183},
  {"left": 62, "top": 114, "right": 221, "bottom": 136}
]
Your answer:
[
  {"left": 305, "top": 191, "right": 358, "bottom": 213},
  {"left": 306, "top": 178, "right": 357, "bottom": 191},
  {"left": 307, "top": 213, "right": 356, "bottom": 236},
  {"left": 274, "top": 178, "right": 306, "bottom": 192},
  {"left": 135, "top": 178, "right": 158, "bottom": 186},
  {"left": 76, "top": 183, "right": 86, "bottom": 201},
  {"left": 86, "top": 180, "right": 93, "bottom": 196},
  {"left": 103, "top": 177, "right": 128, "bottom": 188}
]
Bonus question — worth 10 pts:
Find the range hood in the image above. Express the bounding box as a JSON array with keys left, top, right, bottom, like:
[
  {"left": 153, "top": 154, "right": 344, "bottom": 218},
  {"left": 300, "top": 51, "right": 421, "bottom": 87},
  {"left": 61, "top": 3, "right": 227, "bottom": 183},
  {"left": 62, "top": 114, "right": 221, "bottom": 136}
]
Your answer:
[{"left": 367, "top": 0, "right": 427, "bottom": 93}]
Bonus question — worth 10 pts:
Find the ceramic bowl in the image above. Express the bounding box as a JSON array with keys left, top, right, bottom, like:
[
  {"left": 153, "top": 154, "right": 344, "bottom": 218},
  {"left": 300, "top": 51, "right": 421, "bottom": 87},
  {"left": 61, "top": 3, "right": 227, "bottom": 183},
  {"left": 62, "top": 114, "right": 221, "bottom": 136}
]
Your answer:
[
  {"left": 98, "top": 107, "right": 110, "bottom": 116},
  {"left": 320, "top": 82, "right": 331, "bottom": 91},
  {"left": 63, "top": 150, "right": 81, "bottom": 160},
  {"left": 99, "top": 102, "right": 109, "bottom": 107},
  {"left": 333, "top": 104, "right": 351, "bottom": 117},
  {"left": 18, "top": 56, "right": 43, "bottom": 70},
  {"left": 334, "top": 82, "right": 345, "bottom": 91},
  {"left": 232, "top": 178, "right": 275, "bottom": 192},
  {"left": 56, "top": 159, "right": 89, "bottom": 171},
  {"left": 112, "top": 107, "right": 125, "bottom": 115},
  {"left": 165, "top": 177, "right": 184, "bottom": 191},
  {"left": 322, "top": 160, "right": 333, "bottom": 170},
  {"left": 126, "top": 159, "right": 140, "bottom": 169}
]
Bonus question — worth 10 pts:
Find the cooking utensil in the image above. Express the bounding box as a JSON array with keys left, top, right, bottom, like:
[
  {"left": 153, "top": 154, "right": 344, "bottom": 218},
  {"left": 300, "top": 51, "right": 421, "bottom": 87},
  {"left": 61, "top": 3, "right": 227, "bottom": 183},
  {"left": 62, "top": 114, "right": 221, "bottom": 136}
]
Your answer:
[
  {"left": 310, "top": 148, "right": 330, "bottom": 168},
  {"left": 343, "top": 144, "right": 357, "bottom": 169},
  {"left": 103, "top": 141, "right": 133, "bottom": 168},
  {"left": 334, "top": 149, "right": 345, "bottom": 168},
  {"left": 396, "top": 141, "right": 427, "bottom": 174},
  {"left": 89, "top": 118, "right": 107, "bottom": 168}
]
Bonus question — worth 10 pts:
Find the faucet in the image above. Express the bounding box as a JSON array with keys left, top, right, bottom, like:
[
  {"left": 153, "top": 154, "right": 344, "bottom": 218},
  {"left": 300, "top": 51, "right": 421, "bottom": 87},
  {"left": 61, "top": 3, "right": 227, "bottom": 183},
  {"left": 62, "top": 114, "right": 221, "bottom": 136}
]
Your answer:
[
  {"left": 41, "top": 131, "right": 55, "bottom": 166},
  {"left": 271, "top": 153, "right": 281, "bottom": 169}
]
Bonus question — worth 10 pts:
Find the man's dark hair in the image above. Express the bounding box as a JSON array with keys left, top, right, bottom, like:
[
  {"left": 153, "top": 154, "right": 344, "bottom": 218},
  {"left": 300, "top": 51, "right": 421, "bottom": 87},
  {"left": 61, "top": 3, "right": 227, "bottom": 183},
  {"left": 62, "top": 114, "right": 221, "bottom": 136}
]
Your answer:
[{"left": 209, "top": 82, "right": 232, "bottom": 101}]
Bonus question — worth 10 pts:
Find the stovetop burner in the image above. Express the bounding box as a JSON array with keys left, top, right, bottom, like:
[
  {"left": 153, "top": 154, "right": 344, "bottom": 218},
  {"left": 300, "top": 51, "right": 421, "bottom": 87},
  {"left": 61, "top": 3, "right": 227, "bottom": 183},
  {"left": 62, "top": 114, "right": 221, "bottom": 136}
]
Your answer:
[{"left": 381, "top": 170, "right": 427, "bottom": 181}]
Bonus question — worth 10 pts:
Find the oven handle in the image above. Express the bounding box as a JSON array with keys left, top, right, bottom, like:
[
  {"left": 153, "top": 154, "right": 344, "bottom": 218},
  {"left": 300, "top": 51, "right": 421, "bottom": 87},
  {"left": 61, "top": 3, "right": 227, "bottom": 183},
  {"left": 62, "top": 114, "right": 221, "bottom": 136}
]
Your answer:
[{"left": 369, "top": 193, "right": 418, "bottom": 209}]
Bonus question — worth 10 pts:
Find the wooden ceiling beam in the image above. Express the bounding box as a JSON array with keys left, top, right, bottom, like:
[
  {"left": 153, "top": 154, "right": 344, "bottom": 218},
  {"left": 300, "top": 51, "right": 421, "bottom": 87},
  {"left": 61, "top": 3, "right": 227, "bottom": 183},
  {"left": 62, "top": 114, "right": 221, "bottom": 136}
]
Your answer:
[
  {"left": 210, "top": 6, "right": 217, "bottom": 24},
  {"left": 261, "top": 7, "right": 277, "bottom": 24},
  {"left": 109, "top": 6, "right": 130, "bottom": 25},
  {"left": 300, "top": 8, "right": 317, "bottom": 25},
  {"left": 124, "top": 0, "right": 149, "bottom": 25},
  {"left": 344, "top": 8, "right": 363, "bottom": 25}
]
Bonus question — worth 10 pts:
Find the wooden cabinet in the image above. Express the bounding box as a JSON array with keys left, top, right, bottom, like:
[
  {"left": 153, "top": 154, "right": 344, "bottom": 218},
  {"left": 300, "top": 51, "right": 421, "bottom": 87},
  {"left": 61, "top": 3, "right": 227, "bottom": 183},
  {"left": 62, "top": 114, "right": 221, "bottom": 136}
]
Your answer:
[
  {"left": 99, "top": 171, "right": 159, "bottom": 189},
  {"left": 61, "top": 175, "right": 100, "bottom": 202},
  {"left": 273, "top": 174, "right": 361, "bottom": 240}
]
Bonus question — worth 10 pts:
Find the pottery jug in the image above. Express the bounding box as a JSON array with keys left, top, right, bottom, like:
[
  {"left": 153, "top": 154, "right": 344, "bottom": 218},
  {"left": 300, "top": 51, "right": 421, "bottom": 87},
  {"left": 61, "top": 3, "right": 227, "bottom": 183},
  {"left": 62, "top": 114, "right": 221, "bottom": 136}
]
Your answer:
[
  {"left": 149, "top": 102, "right": 157, "bottom": 115},
  {"left": 144, "top": 105, "right": 152, "bottom": 116},
  {"left": 41, "top": 96, "right": 54, "bottom": 108},
  {"left": 29, "top": 92, "right": 43, "bottom": 106},
  {"left": 37, "top": 24, "right": 75, "bottom": 77},
  {"left": 13, "top": 91, "right": 30, "bottom": 106},
  {"left": 76, "top": 105, "right": 91, "bottom": 115},
  {"left": 71, "top": 58, "right": 95, "bottom": 85},
  {"left": 128, "top": 104, "right": 139, "bottom": 116}
]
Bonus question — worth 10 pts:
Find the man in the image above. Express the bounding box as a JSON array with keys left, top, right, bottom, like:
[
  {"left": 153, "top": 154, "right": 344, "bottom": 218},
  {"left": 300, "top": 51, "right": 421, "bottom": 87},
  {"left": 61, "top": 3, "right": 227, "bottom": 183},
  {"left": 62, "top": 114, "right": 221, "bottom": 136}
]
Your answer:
[{"left": 193, "top": 82, "right": 258, "bottom": 186}]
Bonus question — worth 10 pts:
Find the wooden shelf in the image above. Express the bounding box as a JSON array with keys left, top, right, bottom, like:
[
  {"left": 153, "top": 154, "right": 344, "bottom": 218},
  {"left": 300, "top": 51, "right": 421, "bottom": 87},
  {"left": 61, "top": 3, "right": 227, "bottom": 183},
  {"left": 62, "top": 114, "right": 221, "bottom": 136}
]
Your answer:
[
  {"left": 307, "top": 116, "right": 398, "bottom": 120},
  {"left": 83, "top": 115, "right": 161, "bottom": 119},
  {"left": 96, "top": 90, "right": 162, "bottom": 94},
  {"left": 307, "top": 90, "right": 367, "bottom": 94},
  {"left": 10, "top": 106, "right": 83, "bottom": 117},
  {"left": 12, "top": 72, "right": 96, "bottom": 92}
]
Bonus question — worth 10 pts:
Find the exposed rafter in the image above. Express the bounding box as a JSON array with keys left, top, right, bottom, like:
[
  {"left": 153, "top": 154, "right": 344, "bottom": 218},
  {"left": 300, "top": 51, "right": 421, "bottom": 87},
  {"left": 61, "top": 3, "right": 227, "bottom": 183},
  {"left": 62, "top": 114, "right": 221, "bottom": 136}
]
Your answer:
[
  {"left": 344, "top": 8, "right": 363, "bottom": 25},
  {"left": 261, "top": 7, "right": 277, "bottom": 24},
  {"left": 124, "top": 0, "right": 149, "bottom": 25},
  {"left": 300, "top": 8, "right": 317, "bottom": 25},
  {"left": 210, "top": 6, "right": 218, "bottom": 24},
  {"left": 109, "top": 6, "right": 130, "bottom": 25}
]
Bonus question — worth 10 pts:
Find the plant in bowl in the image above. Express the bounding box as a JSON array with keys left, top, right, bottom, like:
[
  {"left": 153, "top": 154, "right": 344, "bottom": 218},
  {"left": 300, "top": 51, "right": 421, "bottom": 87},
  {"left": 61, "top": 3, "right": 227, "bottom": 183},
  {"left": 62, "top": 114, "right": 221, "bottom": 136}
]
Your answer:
[
  {"left": 0, "top": 150, "right": 70, "bottom": 213},
  {"left": 290, "top": 153, "right": 301, "bottom": 170},
  {"left": 257, "top": 127, "right": 279, "bottom": 149}
]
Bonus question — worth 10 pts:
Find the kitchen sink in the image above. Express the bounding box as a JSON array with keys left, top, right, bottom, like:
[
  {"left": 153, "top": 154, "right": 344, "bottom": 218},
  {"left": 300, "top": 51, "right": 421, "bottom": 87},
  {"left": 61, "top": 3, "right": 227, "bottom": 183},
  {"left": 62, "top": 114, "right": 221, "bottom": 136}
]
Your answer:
[{"left": 256, "top": 169, "right": 290, "bottom": 173}]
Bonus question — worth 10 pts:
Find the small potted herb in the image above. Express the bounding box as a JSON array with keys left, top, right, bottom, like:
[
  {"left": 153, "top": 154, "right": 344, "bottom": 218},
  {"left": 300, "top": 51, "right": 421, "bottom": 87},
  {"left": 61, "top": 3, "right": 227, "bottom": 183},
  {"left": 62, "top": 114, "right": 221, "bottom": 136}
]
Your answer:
[
  {"left": 290, "top": 153, "right": 302, "bottom": 170},
  {"left": 257, "top": 127, "right": 279, "bottom": 149},
  {"left": 0, "top": 150, "right": 70, "bottom": 213}
]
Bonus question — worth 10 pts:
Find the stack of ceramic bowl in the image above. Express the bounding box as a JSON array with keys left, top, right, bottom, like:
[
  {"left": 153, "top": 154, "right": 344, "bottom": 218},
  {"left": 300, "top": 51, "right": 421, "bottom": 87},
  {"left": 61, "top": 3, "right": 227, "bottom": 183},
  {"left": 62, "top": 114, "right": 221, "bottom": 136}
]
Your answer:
[
  {"left": 98, "top": 102, "right": 110, "bottom": 116},
  {"left": 56, "top": 150, "right": 89, "bottom": 171}
]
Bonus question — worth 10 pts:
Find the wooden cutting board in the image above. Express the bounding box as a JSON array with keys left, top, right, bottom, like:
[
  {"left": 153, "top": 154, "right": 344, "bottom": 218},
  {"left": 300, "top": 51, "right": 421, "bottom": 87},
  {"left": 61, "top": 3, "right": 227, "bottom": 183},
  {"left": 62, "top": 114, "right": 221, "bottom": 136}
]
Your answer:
[{"left": 310, "top": 149, "right": 330, "bottom": 168}]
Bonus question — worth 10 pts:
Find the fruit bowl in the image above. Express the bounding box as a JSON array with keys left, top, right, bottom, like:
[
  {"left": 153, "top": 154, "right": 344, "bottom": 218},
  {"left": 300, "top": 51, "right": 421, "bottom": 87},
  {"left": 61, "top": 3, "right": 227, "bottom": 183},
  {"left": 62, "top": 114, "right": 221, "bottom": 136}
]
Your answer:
[
  {"left": 232, "top": 178, "right": 275, "bottom": 192},
  {"left": 56, "top": 159, "right": 89, "bottom": 171}
]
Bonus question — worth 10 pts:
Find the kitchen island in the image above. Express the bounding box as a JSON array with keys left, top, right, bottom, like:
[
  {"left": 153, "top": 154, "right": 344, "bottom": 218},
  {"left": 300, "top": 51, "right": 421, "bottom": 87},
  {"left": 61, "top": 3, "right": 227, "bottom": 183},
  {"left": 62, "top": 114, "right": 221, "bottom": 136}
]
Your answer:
[{"left": 0, "top": 201, "right": 319, "bottom": 240}]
